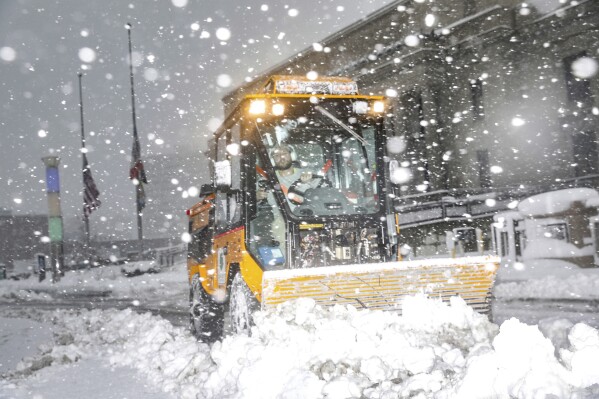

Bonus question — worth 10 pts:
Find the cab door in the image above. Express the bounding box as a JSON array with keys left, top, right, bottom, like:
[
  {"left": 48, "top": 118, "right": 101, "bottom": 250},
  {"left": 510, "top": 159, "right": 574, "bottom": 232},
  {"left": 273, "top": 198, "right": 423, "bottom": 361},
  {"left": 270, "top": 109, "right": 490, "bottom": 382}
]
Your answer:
[{"left": 212, "top": 122, "right": 243, "bottom": 291}]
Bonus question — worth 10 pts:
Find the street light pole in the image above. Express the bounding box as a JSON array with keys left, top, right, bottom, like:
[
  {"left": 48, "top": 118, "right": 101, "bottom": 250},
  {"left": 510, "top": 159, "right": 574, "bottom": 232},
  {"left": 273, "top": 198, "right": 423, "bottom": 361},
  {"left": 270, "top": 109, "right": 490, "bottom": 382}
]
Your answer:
[
  {"left": 126, "top": 22, "right": 144, "bottom": 258},
  {"left": 78, "top": 72, "right": 91, "bottom": 251}
]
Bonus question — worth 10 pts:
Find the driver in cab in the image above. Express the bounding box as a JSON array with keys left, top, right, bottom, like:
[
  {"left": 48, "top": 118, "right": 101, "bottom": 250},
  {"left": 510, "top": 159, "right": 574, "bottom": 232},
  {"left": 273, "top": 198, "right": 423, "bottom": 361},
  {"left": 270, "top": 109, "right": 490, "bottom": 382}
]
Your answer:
[{"left": 270, "top": 144, "right": 319, "bottom": 205}]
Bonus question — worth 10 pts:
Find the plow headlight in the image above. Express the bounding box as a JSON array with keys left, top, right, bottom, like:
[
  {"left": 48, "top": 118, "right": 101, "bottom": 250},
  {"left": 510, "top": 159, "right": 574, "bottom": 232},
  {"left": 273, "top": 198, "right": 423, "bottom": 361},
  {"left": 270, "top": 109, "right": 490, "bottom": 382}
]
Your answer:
[
  {"left": 372, "top": 101, "right": 385, "bottom": 113},
  {"left": 249, "top": 99, "right": 266, "bottom": 115},
  {"left": 272, "top": 103, "right": 285, "bottom": 116}
]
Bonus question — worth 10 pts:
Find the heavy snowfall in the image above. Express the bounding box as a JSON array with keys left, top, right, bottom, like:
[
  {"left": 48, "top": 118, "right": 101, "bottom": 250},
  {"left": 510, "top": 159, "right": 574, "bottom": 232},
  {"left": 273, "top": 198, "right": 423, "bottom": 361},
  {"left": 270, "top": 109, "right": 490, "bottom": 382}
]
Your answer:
[{"left": 2, "top": 0, "right": 599, "bottom": 398}]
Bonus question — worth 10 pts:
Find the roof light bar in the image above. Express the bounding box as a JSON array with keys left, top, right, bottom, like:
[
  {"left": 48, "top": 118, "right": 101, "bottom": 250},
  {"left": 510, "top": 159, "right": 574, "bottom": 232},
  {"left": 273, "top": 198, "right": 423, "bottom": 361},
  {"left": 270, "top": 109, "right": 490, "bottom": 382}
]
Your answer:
[{"left": 275, "top": 79, "right": 358, "bottom": 95}]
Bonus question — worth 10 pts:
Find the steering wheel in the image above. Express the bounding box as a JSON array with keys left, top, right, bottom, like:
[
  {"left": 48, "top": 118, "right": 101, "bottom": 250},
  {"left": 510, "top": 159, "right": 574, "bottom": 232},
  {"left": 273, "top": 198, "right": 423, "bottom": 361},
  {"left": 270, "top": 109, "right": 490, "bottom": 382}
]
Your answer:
[{"left": 287, "top": 174, "right": 333, "bottom": 204}]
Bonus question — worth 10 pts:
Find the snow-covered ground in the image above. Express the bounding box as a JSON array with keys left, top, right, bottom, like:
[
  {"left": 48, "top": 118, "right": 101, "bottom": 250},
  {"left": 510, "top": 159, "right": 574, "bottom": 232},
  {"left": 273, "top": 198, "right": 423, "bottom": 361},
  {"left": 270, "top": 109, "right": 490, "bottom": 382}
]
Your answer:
[
  {"left": 495, "top": 259, "right": 599, "bottom": 300},
  {"left": 1, "top": 259, "right": 599, "bottom": 398},
  {"left": 0, "top": 260, "right": 188, "bottom": 310}
]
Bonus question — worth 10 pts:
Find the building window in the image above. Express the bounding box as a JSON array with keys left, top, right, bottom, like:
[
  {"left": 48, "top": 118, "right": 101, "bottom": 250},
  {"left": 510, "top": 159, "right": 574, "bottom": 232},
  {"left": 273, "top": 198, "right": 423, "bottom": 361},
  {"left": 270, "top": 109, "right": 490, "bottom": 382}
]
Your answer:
[
  {"left": 400, "top": 90, "right": 430, "bottom": 192},
  {"left": 500, "top": 231, "right": 509, "bottom": 257},
  {"left": 563, "top": 52, "right": 597, "bottom": 177},
  {"left": 476, "top": 150, "right": 491, "bottom": 188},
  {"left": 594, "top": 222, "right": 599, "bottom": 257},
  {"left": 563, "top": 52, "right": 593, "bottom": 106},
  {"left": 464, "top": 0, "right": 476, "bottom": 16},
  {"left": 572, "top": 131, "right": 598, "bottom": 177},
  {"left": 470, "top": 79, "right": 484, "bottom": 120},
  {"left": 514, "top": 221, "right": 526, "bottom": 257},
  {"left": 538, "top": 223, "right": 569, "bottom": 242},
  {"left": 454, "top": 228, "right": 478, "bottom": 253}
]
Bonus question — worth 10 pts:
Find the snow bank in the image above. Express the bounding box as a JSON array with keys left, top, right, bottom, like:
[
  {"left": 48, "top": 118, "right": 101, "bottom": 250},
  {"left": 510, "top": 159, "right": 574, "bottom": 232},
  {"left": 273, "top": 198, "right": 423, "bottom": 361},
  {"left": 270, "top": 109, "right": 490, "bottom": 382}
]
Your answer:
[
  {"left": 0, "top": 260, "right": 189, "bottom": 308},
  {"left": 522, "top": 238, "right": 594, "bottom": 260},
  {"left": 495, "top": 268, "right": 599, "bottom": 300},
  {"left": 14, "top": 295, "right": 598, "bottom": 399},
  {"left": 517, "top": 188, "right": 599, "bottom": 216}
]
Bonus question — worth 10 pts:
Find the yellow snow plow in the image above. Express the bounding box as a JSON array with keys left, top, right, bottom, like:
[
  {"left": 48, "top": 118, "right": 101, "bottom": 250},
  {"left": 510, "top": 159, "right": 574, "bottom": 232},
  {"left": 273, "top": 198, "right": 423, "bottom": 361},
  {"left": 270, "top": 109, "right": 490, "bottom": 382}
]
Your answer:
[
  {"left": 185, "top": 75, "right": 500, "bottom": 342},
  {"left": 262, "top": 256, "right": 499, "bottom": 313}
]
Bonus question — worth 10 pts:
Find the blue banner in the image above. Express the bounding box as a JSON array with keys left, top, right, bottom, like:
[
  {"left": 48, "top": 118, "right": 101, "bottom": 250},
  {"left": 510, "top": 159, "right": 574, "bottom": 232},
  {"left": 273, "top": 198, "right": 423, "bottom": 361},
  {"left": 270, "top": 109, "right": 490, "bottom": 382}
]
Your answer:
[{"left": 46, "top": 167, "right": 60, "bottom": 193}]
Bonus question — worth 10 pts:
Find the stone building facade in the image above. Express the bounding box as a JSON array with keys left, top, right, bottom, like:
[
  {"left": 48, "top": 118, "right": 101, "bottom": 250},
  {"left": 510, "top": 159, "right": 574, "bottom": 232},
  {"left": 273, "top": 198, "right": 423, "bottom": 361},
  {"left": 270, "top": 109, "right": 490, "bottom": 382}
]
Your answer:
[{"left": 224, "top": 0, "right": 598, "bottom": 259}]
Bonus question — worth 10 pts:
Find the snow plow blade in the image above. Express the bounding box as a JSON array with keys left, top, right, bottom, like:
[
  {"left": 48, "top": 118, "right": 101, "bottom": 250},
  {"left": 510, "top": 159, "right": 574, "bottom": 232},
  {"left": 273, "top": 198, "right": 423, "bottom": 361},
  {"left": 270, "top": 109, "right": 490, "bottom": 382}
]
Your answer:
[{"left": 262, "top": 256, "right": 499, "bottom": 313}]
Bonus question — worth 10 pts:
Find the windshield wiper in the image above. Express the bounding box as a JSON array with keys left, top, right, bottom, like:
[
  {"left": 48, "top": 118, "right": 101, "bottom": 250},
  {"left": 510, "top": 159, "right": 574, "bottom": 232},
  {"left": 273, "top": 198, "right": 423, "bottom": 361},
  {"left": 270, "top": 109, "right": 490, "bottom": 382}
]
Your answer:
[{"left": 315, "top": 106, "right": 367, "bottom": 146}]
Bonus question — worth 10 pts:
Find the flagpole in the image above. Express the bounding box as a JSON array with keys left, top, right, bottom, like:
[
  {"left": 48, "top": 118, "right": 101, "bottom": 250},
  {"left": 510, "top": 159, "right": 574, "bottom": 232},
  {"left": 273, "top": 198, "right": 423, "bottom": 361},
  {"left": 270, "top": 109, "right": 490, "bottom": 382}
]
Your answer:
[
  {"left": 126, "top": 22, "right": 144, "bottom": 257},
  {"left": 78, "top": 72, "right": 91, "bottom": 250}
]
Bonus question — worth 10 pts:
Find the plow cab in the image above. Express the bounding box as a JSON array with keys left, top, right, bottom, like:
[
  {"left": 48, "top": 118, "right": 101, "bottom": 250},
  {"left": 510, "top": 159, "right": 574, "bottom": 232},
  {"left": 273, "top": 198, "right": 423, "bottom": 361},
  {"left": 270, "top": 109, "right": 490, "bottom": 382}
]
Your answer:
[{"left": 186, "top": 75, "right": 499, "bottom": 342}]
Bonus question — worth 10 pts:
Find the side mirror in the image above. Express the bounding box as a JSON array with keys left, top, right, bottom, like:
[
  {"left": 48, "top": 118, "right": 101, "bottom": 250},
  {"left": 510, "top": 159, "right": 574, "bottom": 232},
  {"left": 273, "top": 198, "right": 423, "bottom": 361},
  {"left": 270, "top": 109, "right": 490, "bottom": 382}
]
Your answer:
[{"left": 199, "top": 184, "right": 214, "bottom": 197}]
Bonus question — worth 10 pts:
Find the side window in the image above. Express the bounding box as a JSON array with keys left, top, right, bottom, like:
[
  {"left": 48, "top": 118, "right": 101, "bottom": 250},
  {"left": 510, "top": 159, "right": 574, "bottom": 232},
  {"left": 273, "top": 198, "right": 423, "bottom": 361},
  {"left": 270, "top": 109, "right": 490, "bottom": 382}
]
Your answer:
[
  {"left": 248, "top": 156, "right": 287, "bottom": 269},
  {"left": 477, "top": 149, "right": 491, "bottom": 188},
  {"left": 214, "top": 122, "right": 243, "bottom": 232},
  {"left": 191, "top": 225, "right": 213, "bottom": 261},
  {"left": 230, "top": 124, "right": 241, "bottom": 191},
  {"left": 470, "top": 79, "right": 484, "bottom": 120},
  {"left": 188, "top": 207, "right": 214, "bottom": 262},
  {"left": 215, "top": 134, "right": 228, "bottom": 228}
]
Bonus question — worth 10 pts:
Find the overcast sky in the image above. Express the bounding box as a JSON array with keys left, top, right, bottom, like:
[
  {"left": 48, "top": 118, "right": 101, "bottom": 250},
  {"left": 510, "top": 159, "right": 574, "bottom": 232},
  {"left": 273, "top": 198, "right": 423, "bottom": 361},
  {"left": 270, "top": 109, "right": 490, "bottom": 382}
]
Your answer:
[{"left": 0, "top": 0, "right": 391, "bottom": 240}]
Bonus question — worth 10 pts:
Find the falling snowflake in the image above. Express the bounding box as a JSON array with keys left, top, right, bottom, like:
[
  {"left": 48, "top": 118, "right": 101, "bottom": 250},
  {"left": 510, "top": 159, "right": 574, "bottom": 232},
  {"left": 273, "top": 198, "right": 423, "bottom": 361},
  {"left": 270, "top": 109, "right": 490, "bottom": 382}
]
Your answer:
[
  {"left": 78, "top": 47, "right": 96, "bottom": 63},
  {"left": 306, "top": 71, "right": 318, "bottom": 80},
  {"left": 404, "top": 35, "right": 420, "bottom": 47},
  {"left": 171, "top": 0, "right": 188, "bottom": 7},
  {"left": 0, "top": 46, "right": 16, "bottom": 62},
  {"left": 511, "top": 117, "right": 525, "bottom": 127},
  {"left": 571, "top": 57, "right": 598, "bottom": 79},
  {"left": 217, "top": 74, "right": 232, "bottom": 88},
  {"left": 216, "top": 28, "right": 231, "bottom": 41}
]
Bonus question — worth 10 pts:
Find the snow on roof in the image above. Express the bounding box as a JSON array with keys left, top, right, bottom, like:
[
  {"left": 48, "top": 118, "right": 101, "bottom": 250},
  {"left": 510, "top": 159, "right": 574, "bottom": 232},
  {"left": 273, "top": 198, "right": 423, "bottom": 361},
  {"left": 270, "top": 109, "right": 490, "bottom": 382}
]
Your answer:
[{"left": 517, "top": 188, "right": 599, "bottom": 216}]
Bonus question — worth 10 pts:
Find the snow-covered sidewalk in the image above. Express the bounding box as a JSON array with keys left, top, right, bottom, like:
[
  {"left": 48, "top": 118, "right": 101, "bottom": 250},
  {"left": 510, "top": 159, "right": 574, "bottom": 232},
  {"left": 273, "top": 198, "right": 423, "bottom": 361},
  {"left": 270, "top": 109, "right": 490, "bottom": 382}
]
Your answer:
[{"left": 0, "top": 261, "right": 189, "bottom": 309}]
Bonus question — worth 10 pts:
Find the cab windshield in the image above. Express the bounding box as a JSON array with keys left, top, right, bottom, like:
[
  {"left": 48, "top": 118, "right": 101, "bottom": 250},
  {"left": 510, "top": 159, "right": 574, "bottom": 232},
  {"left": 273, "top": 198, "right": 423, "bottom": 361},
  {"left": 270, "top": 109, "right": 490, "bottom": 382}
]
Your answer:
[{"left": 257, "top": 105, "right": 381, "bottom": 217}]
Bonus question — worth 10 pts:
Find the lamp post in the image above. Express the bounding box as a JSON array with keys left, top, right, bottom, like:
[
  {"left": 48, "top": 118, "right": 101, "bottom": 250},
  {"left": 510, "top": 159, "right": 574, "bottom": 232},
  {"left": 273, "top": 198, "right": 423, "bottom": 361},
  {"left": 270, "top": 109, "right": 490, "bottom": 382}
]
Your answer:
[{"left": 42, "top": 156, "right": 64, "bottom": 282}]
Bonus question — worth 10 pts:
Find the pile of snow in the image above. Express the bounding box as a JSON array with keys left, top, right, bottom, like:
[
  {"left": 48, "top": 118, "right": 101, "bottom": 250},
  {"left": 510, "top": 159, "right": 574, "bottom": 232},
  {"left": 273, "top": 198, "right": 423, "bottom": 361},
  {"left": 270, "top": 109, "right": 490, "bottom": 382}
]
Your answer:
[
  {"left": 3, "top": 295, "right": 599, "bottom": 398},
  {"left": 496, "top": 257, "right": 599, "bottom": 283},
  {"left": 0, "top": 287, "right": 53, "bottom": 303},
  {"left": 495, "top": 257, "right": 599, "bottom": 298}
]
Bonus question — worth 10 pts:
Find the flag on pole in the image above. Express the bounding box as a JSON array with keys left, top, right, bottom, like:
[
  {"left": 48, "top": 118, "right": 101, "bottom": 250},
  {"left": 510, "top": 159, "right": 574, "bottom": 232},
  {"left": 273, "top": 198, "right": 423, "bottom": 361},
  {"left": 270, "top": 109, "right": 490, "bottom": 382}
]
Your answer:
[
  {"left": 129, "top": 133, "right": 147, "bottom": 210},
  {"left": 129, "top": 135, "right": 147, "bottom": 184},
  {"left": 82, "top": 153, "right": 101, "bottom": 216}
]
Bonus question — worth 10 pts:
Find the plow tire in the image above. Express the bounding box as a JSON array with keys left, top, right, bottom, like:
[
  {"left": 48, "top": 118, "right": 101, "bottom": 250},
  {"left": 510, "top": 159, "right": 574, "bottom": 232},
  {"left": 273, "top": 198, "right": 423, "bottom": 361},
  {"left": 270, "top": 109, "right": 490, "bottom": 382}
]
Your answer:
[
  {"left": 190, "top": 274, "right": 224, "bottom": 343},
  {"left": 229, "top": 272, "right": 259, "bottom": 335}
]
